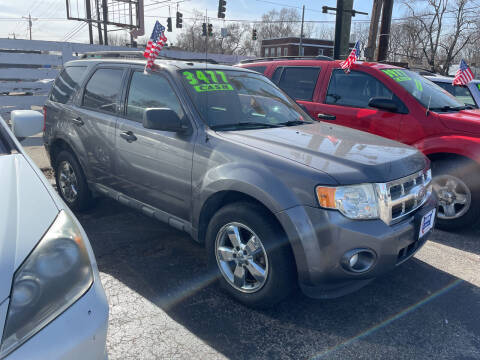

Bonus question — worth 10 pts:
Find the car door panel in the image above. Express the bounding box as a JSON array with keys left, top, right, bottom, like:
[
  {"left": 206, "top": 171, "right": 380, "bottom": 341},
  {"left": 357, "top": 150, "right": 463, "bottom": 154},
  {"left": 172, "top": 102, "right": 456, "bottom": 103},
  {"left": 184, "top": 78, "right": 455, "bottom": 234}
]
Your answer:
[
  {"left": 114, "top": 70, "right": 194, "bottom": 221},
  {"left": 68, "top": 67, "right": 126, "bottom": 188}
]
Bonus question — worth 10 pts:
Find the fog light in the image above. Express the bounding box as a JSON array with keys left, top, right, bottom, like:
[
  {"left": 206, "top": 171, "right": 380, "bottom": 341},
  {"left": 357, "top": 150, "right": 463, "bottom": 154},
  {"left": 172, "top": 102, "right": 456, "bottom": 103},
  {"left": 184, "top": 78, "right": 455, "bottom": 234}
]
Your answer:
[{"left": 341, "top": 249, "right": 376, "bottom": 273}]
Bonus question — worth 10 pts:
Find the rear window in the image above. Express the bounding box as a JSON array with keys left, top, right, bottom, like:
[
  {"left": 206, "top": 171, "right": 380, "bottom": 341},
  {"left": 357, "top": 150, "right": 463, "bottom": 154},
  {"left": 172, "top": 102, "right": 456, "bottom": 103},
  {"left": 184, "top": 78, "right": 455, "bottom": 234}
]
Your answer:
[
  {"left": 82, "top": 68, "right": 124, "bottom": 114},
  {"left": 275, "top": 67, "right": 320, "bottom": 101},
  {"left": 50, "top": 66, "right": 87, "bottom": 104}
]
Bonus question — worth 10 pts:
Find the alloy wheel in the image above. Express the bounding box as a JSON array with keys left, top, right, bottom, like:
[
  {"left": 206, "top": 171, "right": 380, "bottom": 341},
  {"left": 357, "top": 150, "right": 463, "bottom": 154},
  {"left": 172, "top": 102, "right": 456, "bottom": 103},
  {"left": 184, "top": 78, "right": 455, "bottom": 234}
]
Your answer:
[
  {"left": 58, "top": 161, "right": 79, "bottom": 204},
  {"left": 433, "top": 174, "right": 471, "bottom": 220},
  {"left": 215, "top": 222, "right": 269, "bottom": 293}
]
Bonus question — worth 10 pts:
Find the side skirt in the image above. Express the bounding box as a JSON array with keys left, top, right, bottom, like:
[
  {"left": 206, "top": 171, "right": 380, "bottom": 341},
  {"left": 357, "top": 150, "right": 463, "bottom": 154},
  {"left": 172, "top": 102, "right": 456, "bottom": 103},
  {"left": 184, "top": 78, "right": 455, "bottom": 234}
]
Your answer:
[{"left": 91, "top": 182, "right": 194, "bottom": 238}]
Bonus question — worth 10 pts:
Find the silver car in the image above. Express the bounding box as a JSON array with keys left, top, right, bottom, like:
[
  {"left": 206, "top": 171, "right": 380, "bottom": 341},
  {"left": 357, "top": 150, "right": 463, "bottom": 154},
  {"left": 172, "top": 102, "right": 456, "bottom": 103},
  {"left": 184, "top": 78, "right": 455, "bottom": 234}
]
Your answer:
[{"left": 0, "top": 111, "right": 108, "bottom": 359}]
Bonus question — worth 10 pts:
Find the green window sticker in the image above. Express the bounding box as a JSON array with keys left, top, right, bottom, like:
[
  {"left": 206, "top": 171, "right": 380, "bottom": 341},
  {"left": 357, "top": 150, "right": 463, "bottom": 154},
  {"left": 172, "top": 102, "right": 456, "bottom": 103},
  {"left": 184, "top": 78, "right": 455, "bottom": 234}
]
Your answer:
[
  {"left": 382, "top": 69, "right": 411, "bottom": 83},
  {"left": 477, "top": 83, "right": 480, "bottom": 91},
  {"left": 415, "top": 79, "right": 423, "bottom": 91},
  {"left": 182, "top": 70, "right": 233, "bottom": 92}
]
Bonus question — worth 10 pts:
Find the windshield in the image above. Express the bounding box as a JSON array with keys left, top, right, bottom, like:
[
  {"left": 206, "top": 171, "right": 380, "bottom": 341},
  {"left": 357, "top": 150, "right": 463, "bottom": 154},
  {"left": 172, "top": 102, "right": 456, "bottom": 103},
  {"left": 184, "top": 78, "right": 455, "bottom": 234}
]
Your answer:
[
  {"left": 381, "top": 69, "right": 465, "bottom": 111},
  {"left": 180, "top": 69, "right": 313, "bottom": 130}
]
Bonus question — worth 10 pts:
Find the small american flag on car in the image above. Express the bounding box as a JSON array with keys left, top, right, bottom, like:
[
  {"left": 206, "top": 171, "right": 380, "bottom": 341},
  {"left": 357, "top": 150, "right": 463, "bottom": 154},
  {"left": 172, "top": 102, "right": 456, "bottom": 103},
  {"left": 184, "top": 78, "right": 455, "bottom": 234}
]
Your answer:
[
  {"left": 452, "top": 59, "right": 474, "bottom": 86},
  {"left": 340, "top": 41, "right": 360, "bottom": 73},
  {"left": 144, "top": 21, "right": 167, "bottom": 70}
]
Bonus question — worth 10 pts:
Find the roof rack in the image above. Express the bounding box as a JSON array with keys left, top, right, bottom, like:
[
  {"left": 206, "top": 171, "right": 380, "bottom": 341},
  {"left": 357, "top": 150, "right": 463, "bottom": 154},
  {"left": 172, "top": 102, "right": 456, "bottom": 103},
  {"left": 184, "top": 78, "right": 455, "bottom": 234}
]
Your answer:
[
  {"left": 408, "top": 67, "right": 437, "bottom": 76},
  {"left": 239, "top": 55, "right": 334, "bottom": 64},
  {"left": 79, "top": 51, "right": 218, "bottom": 64}
]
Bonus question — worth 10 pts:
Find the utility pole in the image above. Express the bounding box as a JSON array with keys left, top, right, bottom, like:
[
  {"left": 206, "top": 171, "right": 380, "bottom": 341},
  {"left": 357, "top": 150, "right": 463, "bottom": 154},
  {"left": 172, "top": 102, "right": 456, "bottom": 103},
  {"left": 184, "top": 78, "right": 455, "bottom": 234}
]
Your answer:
[
  {"left": 299, "top": 5, "right": 305, "bottom": 56},
  {"left": 365, "top": 0, "right": 382, "bottom": 61},
  {"left": 22, "top": 13, "right": 37, "bottom": 40},
  {"left": 102, "top": 0, "right": 108, "bottom": 45},
  {"left": 331, "top": 0, "right": 356, "bottom": 59},
  {"left": 85, "top": 0, "right": 94, "bottom": 44},
  {"left": 377, "top": 0, "right": 393, "bottom": 62},
  {"left": 95, "top": 0, "right": 103, "bottom": 44}
]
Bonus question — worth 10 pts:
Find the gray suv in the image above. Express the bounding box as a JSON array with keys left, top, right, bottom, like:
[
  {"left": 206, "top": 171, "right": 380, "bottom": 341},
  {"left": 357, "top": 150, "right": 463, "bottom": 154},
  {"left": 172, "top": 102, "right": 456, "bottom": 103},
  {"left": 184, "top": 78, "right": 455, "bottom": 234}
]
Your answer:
[{"left": 44, "top": 53, "right": 437, "bottom": 307}]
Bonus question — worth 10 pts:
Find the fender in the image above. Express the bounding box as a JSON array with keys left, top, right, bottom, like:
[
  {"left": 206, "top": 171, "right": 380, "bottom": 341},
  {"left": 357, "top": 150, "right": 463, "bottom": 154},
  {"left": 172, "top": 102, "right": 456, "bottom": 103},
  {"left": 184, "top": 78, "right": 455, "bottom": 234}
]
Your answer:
[
  {"left": 47, "top": 130, "right": 92, "bottom": 178},
  {"left": 412, "top": 135, "right": 480, "bottom": 164},
  {"left": 192, "top": 162, "right": 304, "bottom": 232}
]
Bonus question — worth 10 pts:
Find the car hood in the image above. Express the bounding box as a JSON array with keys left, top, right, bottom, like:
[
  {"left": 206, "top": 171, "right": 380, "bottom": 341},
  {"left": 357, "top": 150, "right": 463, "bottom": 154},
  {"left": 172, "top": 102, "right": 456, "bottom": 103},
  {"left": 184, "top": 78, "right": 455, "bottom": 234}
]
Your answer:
[
  {"left": 218, "top": 122, "right": 426, "bottom": 184},
  {"left": 0, "top": 154, "right": 58, "bottom": 303},
  {"left": 438, "top": 109, "right": 480, "bottom": 136}
]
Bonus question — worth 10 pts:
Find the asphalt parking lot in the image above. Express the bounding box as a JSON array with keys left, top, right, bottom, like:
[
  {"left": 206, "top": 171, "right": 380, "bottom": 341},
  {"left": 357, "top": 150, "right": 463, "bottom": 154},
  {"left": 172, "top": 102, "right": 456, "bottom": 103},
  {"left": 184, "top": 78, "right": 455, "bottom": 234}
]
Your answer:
[{"left": 25, "top": 137, "right": 480, "bottom": 360}]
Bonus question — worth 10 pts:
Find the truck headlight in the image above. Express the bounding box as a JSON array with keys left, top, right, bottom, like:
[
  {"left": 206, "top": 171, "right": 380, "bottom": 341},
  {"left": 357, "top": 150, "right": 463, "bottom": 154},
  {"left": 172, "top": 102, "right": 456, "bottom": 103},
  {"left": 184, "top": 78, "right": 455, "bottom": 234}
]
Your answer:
[
  {"left": 0, "top": 210, "right": 93, "bottom": 357},
  {"left": 316, "top": 184, "right": 379, "bottom": 219}
]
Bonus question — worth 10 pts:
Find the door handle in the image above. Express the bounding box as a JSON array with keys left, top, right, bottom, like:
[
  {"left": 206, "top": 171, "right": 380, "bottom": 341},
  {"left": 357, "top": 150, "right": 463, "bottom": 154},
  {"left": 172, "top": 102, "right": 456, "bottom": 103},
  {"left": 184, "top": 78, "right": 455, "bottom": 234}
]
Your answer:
[
  {"left": 120, "top": 131, "right": 137, "bottom": 143},
  {"left": 317, "top": 113, "right": 336, "bottom": 121},
  {"left": 71, "top": 117, "right": 84, "bottom": 126}
]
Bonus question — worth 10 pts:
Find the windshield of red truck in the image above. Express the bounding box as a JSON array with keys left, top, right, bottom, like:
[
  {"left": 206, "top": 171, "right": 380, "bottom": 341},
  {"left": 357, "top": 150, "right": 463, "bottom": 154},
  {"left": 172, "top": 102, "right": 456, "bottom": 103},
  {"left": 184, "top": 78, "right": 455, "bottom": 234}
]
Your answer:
[{"left": 382, "top": 69, "right": 465, "bottom": 111}]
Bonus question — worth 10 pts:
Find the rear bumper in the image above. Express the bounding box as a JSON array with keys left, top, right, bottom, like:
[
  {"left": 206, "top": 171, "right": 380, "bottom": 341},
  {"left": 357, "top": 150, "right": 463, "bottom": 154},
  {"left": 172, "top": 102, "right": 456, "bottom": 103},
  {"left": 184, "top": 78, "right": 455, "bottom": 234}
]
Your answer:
[
  {"left": 277, "top": 194, "right": 437, "bottom": 299},
  {"left": 5, "top": 278, "right": 109, "bottom": 360}
]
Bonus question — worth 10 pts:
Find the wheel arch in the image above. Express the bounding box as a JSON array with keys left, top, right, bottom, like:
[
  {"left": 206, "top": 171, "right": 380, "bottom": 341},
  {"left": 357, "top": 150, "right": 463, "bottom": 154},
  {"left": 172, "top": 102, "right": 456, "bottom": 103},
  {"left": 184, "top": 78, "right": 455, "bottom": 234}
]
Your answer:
[{"left": 195, "top": 190, "right": 289, "bottom": 246}]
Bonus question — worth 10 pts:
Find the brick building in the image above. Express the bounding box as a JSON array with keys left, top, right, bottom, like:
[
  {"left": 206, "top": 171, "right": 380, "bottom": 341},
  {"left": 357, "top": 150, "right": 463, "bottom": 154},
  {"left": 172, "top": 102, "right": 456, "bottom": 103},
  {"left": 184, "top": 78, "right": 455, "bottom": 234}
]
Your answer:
[{"left": 261, "top": 37, "right": 354, "bottom": 58}]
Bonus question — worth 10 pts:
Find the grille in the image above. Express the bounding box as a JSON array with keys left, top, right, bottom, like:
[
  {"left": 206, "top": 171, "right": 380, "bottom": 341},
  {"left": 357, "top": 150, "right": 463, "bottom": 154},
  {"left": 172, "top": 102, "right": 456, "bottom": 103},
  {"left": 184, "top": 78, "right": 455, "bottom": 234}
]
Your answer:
[{"left": 376, "top": 169, "right": 432, "bottom": 225}]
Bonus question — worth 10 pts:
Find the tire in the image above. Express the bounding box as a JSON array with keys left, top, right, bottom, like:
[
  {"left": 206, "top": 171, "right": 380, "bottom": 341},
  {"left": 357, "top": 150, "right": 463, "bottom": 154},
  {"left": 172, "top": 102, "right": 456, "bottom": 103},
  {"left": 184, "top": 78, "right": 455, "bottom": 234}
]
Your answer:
[
  {"left": 54, "top": 150, "right": 93, "bottom": 211},
  {"left": 206, "top": 201, "right": 296, "bottom": 308},
  {"left": 432, "top": 159, "right": 480, "bottom": 231}
]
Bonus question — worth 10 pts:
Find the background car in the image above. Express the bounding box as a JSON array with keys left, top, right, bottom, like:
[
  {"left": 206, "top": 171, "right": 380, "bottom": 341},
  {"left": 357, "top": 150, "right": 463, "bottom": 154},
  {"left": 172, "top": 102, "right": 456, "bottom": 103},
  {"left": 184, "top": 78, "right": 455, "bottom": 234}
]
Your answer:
[
  {"left": 239, "top": 58, "right": 480, "bottom": 230},
  {"left": 425, "top": 74, "right": 480, "bottom": 108},
  {"left": 0, "top": 111, "right": 108, "bottom": 360}
]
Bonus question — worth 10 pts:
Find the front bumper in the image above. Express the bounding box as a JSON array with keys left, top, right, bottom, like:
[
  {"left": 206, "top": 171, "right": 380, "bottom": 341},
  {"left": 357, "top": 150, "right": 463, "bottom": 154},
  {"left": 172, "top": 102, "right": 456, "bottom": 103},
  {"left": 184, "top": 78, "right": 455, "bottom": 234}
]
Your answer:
[
  {"left": 277, "top": 194, "right": 437, "bottom": 299},
  {"left": 4, "top": 278, "right": 109, "bottom": 360}
]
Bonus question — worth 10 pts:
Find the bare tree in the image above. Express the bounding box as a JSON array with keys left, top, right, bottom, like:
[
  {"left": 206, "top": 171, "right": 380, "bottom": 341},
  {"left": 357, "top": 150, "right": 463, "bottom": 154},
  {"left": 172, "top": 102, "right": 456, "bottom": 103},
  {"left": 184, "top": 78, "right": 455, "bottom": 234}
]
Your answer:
[{"left": 401, "top": 0, "right": 480, "bottom": 74}]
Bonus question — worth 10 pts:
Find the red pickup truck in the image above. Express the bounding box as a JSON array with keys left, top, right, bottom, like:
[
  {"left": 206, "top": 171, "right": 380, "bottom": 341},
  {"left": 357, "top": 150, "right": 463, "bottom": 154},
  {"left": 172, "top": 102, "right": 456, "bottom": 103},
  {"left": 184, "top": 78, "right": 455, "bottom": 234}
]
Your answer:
[{"left": 239, "top": 58, "right": 480, "bottom": 230}]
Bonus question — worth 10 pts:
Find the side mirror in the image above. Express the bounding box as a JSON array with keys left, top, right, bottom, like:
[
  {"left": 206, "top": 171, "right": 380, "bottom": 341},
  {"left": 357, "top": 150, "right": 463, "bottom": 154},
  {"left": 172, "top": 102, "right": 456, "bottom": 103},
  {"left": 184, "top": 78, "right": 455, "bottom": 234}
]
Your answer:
[
  {"left": 368, "top": 97, "right": 398, "bottom": 113},
  {"left": 142, "top": 108, "right": 187, "bottom": 133},
  {"left": 11, "top": 110, "right": 44, "bottom": 138}
]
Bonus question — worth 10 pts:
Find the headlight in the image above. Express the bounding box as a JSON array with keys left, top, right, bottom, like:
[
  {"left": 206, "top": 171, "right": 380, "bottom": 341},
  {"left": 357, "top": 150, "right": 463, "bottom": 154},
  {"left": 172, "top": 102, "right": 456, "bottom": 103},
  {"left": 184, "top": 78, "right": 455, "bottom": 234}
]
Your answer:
[
  {"left": 316, "top": 184, "right": 379, "bottom": 219},
  {"left": 0, "top": 210, "right": 93, "bottom": 357}
]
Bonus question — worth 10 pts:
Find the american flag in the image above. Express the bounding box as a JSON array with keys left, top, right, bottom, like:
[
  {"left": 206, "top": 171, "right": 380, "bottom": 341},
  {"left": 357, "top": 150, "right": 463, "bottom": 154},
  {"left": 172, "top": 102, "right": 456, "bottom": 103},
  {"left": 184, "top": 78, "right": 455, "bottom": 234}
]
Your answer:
[
  {"left": 452, "top": 59, "right": 474, "bottom": 86},
  {"left": 340, "top": 41, "right": 360, "bottom": 73},
  {"left": 144, "top": 21, "right": 167, "bottom": 70}
]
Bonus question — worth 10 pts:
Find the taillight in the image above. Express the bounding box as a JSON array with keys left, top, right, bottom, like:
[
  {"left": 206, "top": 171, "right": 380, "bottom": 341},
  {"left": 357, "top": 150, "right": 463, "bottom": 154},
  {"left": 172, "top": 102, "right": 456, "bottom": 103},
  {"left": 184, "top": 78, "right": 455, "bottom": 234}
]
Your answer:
[{"left": 42, "top": 105, "right": 46, "bottom": 132}]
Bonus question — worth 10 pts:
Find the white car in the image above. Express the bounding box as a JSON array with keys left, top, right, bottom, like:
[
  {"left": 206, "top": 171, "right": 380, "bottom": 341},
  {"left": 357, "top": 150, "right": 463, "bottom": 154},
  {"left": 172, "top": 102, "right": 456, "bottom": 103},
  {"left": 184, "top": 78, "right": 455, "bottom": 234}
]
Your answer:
[
  {"left": 0, "top": 111, "right": 108, "bottom": 359},
  {"left": 425, "top": 74, "right": 480, "bottom": 108}
]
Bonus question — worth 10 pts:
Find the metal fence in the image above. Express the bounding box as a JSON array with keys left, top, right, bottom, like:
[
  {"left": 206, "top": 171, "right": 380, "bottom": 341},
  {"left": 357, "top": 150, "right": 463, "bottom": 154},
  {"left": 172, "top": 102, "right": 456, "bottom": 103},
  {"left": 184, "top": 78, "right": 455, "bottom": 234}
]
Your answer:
[{"left": 0, "top": 38, "right": 250, "bottom": 120}]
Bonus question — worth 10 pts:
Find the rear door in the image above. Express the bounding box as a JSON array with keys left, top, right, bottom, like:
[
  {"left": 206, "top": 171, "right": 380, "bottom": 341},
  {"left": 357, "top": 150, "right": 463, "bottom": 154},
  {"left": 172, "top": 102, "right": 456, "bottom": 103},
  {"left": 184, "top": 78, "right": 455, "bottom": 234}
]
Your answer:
[
  {"left": 67, "top": 65, "right": 127, "bottom": 187},
  {"left": 114, "top": 69, "right": 195, "bottom": 221},
  {"left": 310, "top": 68, "right": 406, "bottom": 141}
]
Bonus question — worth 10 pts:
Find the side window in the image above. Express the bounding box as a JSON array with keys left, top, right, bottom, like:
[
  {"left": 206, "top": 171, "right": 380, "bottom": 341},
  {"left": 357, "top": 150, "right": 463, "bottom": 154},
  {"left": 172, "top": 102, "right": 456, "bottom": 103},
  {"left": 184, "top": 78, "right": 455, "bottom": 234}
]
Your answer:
[
  {"left": 50, "top": 66, "right": 87, "bottom": 104},
  {"left": 247, "top": 66, "right": 267, "bottom": 74},
  {"left": 277, "top": 67, "right": 320, "bottom": 101},
  {"left": 126, "top": 71, "right": 184, "bottom": 122},
  {"left": 271, "top": 67, "right": 283, "bottom": 84},
  {"left": 82, "top": 68, "right": 124, "bottom": 113},
  {"left": 326, "top": 69, "right": 393, "bottom": 108}
]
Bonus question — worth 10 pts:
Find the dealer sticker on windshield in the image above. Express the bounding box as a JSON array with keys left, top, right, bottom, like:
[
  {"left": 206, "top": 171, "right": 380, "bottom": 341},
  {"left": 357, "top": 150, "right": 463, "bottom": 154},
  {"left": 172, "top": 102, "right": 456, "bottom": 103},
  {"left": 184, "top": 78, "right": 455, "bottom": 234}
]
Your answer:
[
  {"left": 183, "top": 70, "right": 234, "bottom": 92},
  {"left": 419, "top": 208, "right": 435, "bottom": 239}
]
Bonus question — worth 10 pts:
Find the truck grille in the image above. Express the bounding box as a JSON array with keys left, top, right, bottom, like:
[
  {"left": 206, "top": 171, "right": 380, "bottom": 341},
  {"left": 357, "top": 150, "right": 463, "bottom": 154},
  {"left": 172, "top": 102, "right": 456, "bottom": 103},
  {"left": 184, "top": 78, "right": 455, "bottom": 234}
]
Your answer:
[{"left": 376, "top": 169, "right": 432, "bottom": 225}]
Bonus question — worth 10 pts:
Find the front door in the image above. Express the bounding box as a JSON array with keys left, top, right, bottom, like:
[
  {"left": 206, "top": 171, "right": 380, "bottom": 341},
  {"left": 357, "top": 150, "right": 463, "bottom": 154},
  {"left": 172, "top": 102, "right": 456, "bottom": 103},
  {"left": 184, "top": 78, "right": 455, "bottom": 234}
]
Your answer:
[
  {"left": 311, "top": 68, "right": 405, "bottom": 141},
  {"left": 114, "top": 70, "right": 195, "bottom": 221}
]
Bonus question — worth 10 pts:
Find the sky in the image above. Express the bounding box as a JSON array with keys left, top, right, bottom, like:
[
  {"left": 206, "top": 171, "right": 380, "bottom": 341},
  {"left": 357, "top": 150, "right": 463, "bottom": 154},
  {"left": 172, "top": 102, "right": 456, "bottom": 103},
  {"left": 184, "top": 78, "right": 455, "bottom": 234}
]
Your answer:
[{"left": 0, "top": 0, "right": 405, "bottom": 44}]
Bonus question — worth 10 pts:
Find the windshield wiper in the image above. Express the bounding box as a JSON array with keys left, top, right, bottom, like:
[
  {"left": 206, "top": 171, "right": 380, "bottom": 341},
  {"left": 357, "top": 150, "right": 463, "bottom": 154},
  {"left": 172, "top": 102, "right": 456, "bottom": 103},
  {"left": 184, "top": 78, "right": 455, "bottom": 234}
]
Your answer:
[
  {"left": 430, "top": 105, "right": 466, "bottom": 112},
  {"left": 210, "top": 122, "right": 282, "bottom": 130},
  {"left": 277, "top": 120, "right": 311, "bottom": 127}
]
